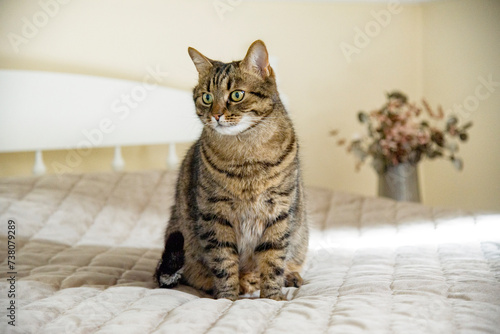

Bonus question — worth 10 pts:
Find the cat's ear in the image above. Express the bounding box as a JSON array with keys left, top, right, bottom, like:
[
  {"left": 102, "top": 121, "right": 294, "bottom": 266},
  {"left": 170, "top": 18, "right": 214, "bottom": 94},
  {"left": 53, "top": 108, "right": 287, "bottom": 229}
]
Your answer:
[
  {"left": 188, "top": 47, "right": 213, "bottom": 74},
  {"left": 241, "top": 40, "right": 271, "bottom": 79}
]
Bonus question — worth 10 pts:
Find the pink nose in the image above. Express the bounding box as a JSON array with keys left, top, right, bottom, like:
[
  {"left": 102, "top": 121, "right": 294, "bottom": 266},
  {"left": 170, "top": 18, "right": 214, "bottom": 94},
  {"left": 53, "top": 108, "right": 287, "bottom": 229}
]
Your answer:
[{"left": 213, "top": 113, "right": 222, "bottom": 121}]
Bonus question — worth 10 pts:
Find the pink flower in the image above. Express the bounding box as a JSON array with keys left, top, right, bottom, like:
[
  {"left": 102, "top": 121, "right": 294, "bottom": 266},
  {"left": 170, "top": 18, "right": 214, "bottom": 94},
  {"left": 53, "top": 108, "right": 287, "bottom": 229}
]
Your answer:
[{"left": 337, "top": 91, "right": 472, "bottom": 172}]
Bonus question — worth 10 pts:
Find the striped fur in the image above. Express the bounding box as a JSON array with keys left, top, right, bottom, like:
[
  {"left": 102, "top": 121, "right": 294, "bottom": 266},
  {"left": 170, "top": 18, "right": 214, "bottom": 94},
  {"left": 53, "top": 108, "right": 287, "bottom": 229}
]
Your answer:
[{"left": 155, "top": 40, "right": 308, "bottom": 301}]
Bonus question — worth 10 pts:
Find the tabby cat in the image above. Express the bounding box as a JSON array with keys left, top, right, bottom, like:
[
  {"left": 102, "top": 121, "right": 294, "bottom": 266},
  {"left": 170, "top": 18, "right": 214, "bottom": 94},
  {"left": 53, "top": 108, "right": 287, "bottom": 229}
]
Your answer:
[{"left": 155, "top": 40, "right": 308, "bottom": 301}]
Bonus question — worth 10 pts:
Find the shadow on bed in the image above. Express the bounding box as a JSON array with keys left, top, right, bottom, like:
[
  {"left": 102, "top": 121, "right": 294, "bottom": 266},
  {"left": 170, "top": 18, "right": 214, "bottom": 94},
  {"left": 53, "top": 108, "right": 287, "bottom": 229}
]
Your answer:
[{"left": 0, "top": 236, "right": 211, "bottom": 298}]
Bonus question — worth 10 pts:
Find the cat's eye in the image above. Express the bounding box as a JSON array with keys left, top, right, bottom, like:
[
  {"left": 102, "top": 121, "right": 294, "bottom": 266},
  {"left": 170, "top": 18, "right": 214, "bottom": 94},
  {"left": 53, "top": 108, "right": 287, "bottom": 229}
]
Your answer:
[
  {"left": 202, "top": 93, "right": 213, "bottom": 104},
  {"left": 230, "top": 90, "right": 245, "bottom": 102}
]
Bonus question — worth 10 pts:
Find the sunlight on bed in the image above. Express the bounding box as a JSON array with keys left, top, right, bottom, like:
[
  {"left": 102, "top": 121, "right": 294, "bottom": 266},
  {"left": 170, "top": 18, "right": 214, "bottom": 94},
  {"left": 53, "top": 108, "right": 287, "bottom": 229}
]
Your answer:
[{"left": 309, "top": 214, "right": 500, "bottom": 251}]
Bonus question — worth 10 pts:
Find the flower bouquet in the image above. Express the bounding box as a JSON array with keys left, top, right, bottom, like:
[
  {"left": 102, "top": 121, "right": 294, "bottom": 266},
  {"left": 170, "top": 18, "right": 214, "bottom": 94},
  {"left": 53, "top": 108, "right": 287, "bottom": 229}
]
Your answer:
[{"left": 331, "top": 91, "right": 472, "bottom": 201}]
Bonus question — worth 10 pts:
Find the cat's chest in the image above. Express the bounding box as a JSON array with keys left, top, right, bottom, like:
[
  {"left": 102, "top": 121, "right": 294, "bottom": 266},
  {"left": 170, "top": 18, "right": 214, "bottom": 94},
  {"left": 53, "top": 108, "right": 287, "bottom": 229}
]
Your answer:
[
  {"left": 233, "top": 201, "right": 267, "bottom": 242},
  {"left": 238, "top": 219, "right": 264, "bottom": 253},
  {"left": 231, "top": 201, "right": 268, "bottom": 268}
]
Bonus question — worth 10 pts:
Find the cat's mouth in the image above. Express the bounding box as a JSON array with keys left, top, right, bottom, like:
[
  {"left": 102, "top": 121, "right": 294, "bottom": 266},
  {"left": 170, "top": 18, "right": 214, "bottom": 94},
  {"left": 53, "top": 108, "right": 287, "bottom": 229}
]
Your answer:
[{"left": 211, "top": 115, "right": 255, "bottom": 136}]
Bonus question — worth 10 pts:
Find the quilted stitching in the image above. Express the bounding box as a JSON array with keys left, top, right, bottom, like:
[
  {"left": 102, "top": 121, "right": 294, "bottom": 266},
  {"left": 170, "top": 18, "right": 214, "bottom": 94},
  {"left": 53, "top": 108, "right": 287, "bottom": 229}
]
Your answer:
[{"left": 0, "top": 170, "right": 499, "bottom": 334}]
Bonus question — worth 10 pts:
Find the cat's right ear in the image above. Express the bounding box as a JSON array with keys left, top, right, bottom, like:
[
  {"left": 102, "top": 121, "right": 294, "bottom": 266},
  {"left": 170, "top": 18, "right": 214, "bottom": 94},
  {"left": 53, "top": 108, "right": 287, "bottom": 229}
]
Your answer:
[
  {"left": 188, "top": 47, "right": 213, "bottom": 74},
  {"left": 241, "top": 40, "right": 271, "bottom": 79}
]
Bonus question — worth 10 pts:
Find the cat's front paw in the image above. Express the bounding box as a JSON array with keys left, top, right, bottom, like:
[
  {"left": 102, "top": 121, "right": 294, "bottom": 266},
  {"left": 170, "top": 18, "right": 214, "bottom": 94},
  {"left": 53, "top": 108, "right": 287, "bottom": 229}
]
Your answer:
[
  {"left": 215, "top": 291, "right": 239, "bottom": 301},
  {"left": 284, "top": 271, "right": 303, "bottom": 288},
  {"left": 260, "top": 290, "right": 286, "bottom": 301},
  {"left": 239, "top": 272, "right": 260, "bottom": 295}
]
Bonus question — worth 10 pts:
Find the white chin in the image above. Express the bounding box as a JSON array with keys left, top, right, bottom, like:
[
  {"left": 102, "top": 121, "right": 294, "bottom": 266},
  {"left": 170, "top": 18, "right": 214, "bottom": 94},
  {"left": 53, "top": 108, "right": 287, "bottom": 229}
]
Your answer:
[
  {"left": 212, "top": 115, "right": 256, "bottom": 135},
  {"left": 214, "top": 122, "right": 251, "bottom": 135}
]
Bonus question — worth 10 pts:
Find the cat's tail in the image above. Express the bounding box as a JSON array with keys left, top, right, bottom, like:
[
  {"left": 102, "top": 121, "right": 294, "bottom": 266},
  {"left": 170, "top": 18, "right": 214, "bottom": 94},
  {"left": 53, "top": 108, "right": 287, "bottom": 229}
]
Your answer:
[{"left": 155, "top": 231, "right": 185, "bottom": 288}]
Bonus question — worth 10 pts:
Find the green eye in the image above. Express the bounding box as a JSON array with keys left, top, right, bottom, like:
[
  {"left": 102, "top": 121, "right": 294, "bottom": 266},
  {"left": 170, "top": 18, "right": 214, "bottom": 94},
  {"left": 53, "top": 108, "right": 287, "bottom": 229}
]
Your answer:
[
  {"left": 230, "top": 90, "right": 245, "bottom": 102},
  {"left": 202, "top": 93, "right": 213, "bottom": 104}
]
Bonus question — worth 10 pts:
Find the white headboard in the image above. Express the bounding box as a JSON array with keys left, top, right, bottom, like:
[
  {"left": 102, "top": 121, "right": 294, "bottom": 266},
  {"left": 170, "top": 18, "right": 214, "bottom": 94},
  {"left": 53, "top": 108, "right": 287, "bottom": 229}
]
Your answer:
[{"left": 0, "top": 70, "right": 202, "bottom": 174}]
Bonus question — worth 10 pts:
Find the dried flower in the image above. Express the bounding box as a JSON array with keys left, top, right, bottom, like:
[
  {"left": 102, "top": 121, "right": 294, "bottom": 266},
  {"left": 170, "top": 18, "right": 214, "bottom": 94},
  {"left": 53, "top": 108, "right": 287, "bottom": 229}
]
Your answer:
[
  {"left": 358, "top": 111, "right": 369, "bottom": 123},
  {"left": 330, "top": 91, "right": 472, "bottom": 173}
]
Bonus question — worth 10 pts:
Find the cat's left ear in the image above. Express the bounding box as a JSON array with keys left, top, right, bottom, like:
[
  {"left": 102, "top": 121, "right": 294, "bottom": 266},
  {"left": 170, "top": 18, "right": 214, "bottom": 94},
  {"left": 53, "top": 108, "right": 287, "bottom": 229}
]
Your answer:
[
  {"left": 241, "top": 40, "right": 272, "bottom": 79},
  {"left": 188, "top": 47, "right": 213, "bottom": 74}
]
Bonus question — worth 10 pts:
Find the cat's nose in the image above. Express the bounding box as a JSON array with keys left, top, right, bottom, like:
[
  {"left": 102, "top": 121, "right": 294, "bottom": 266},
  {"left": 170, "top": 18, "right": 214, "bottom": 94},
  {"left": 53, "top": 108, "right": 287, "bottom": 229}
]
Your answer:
[{"left": 211, "top": 102, "right": 225, "bottom": 122}]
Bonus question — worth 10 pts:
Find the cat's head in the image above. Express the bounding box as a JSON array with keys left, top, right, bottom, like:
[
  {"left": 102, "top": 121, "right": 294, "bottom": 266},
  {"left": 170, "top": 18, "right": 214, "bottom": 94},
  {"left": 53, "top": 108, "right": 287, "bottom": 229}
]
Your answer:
[{"left": 188, "top": 40, "right": 278, "bottom": 136}]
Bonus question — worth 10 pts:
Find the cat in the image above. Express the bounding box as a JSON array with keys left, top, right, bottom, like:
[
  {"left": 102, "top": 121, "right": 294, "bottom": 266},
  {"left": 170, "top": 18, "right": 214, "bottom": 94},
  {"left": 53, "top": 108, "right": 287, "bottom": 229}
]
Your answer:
[{"left": 155, "top": 40, "right": 308, "bottom": 301}]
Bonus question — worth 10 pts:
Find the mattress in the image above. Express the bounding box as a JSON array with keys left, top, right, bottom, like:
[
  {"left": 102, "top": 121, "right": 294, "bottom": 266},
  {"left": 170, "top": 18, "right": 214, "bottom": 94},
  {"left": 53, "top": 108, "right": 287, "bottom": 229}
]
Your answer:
[{"left": 0, "top": 170, "right": 499, "bottom": 334}]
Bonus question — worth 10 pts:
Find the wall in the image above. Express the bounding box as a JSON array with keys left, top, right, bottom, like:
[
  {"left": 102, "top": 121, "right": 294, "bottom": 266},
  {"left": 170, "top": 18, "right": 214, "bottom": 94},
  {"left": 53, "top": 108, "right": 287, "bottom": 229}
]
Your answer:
[
  {"left": 0, "top": 0, "right": 498, "bottom": 211},
  {"left": 420, "top": 0, "right": 500, "bottom": 211}
]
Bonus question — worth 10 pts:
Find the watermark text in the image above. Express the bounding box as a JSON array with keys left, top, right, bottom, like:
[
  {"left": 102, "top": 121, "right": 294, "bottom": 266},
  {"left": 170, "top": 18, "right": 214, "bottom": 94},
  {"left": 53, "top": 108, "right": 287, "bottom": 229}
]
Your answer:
[{"left": 6, "top": 219, "right": 17, "bottom": 327}]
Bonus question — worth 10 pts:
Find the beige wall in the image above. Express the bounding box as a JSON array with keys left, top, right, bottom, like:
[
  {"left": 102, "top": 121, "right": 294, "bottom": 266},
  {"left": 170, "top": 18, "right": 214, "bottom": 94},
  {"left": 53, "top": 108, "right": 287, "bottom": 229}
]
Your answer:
[
  {"left": 0, "top": 0, "right": 498, "bottom": 211},
  {"left": 420, "top": 0, "right": 500, "bottom": 211}
]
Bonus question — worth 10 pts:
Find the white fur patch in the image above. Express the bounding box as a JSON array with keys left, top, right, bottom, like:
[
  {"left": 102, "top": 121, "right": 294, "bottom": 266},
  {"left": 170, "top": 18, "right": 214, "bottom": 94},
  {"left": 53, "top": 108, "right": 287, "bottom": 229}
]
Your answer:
[
  {"left": 237, "top": 207, "right": 267, "bottom": 272},
  {"left": 159, "top": 268, "right": 183, "bottom": 287},
  {"left": 212, "top": 114, "right": 257, "bottom": 135}
]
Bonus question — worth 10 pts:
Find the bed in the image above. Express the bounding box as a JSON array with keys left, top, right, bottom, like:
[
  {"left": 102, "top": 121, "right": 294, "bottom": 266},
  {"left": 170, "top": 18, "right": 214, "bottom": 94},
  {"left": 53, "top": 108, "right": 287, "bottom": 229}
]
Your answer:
[{"left": 1, "top": 70, "right": 499, "bottom": 334}]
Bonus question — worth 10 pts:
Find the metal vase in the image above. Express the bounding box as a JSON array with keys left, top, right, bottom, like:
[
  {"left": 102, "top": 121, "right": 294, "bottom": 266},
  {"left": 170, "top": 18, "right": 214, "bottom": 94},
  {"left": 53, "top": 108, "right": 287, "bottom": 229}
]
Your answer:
[{"left": 378, "top": 163, "right": 421, "bottom": 202}]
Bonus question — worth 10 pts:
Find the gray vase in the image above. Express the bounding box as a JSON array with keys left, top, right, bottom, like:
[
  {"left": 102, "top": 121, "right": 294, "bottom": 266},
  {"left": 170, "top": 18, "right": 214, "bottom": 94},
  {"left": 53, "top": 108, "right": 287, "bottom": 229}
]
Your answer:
[{"left": 378, "top": 163, "right": 421, "bottom": 202}]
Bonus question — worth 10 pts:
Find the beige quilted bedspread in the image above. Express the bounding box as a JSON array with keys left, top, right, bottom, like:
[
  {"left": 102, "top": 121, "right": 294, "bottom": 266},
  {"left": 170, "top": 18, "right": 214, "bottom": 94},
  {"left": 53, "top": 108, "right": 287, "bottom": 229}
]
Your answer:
[{"left": 0, "top": 170, "right": 499, "bottom": 333}]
